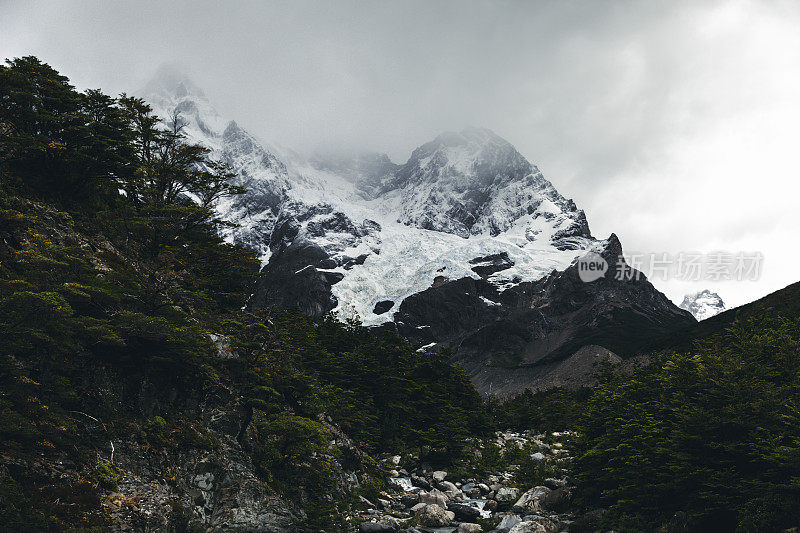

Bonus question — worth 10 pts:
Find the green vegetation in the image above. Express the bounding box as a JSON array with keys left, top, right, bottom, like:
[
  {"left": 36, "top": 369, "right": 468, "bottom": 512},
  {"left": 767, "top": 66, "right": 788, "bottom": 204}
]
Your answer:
[
  {"left": 573, "top": 312, "right": 800, "bottom": 532},
  {"left": 493, "top": 386, "right": 591, "bottom": 431},
  {"left": 0, "top": 56, "right": 492, "bottom": 531}
]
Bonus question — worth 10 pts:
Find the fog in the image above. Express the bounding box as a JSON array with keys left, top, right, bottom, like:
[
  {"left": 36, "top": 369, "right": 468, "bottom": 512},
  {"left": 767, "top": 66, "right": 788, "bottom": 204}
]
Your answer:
[{"left": 3, "top": 0, "right": 800, "bottom": 307}]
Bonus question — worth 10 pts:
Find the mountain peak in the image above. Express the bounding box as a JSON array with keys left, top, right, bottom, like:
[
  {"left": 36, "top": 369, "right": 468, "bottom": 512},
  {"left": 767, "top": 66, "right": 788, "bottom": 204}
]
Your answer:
[{"left": 680, "top": 290, "right": 725, "bottom": 321}]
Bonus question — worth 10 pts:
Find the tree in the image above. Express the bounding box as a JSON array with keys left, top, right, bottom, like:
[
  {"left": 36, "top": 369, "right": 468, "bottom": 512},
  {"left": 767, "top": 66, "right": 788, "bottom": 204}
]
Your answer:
[{"left": 0, "top": 57, "right": 131, "bottom": 206}]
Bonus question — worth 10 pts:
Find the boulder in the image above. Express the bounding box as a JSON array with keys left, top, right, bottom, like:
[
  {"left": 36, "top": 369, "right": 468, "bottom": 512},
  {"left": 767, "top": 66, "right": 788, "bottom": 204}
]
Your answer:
[
  {"left": 416, "top": 503, "right": 451, "bottom": 527},
  {"left": 484, "top": 499, "right": 498, "bottom": 512},
  {"left": 543, "top": 486, "right": 572, "bottom": 511},
  {"left": 439, "top": 480, "right": 462, "bottom": 498},
  {"left": 512, "top": 486, "right": 551, "bottom": 514},
  {"left": 458, "top": 523, "right": 483, "bottom": 533},
  {"left": 432, "top": 470, "right": 448, "bottom": 482},
  {"left": 419, "top": 488, "right": 448, "bottom": 507},
  {"left": 495, "top": 487, "right": 520, "bottom": 503},
  {"left": 524, "top": 516, "right": 558, "bottom": 533},
  {"left": 447, "top": 502, "right": 481, "bottom": 522},
  {"left": 411, "top": 474, "right": 431, "bottom": 490},
  {"left": 466, "top": 487, "right": 482, "bottom": 498},
  {"left": 508, "top": 522, "right": 548, "bottom": 533},
  {"left": 496, "top": 514, "right": 522, "bottom": 531}
]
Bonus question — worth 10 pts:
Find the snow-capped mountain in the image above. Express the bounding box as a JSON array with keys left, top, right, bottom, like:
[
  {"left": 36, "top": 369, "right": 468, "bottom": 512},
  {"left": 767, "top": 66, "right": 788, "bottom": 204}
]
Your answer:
[
  {"left": 680, "top": 290, "right": 726, "bottom": 321},
  {"left": 142, "top": 68, "right": 596, "bottom": 325},
  {"left": 142, "top": 68, "right": 696, "bottom": 395}
]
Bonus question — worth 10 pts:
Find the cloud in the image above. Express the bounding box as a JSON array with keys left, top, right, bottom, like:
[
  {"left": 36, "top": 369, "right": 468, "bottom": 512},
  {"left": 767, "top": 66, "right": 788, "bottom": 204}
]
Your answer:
[{"left": 2, "top": 0, "right": 799, "bottom": 307}]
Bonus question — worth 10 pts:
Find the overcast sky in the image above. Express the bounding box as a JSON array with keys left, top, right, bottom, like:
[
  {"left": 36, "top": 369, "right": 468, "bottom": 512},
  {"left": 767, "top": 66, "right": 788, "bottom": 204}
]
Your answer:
[{"left": 3, "top": 0, "right": 799, "bottom": 308}]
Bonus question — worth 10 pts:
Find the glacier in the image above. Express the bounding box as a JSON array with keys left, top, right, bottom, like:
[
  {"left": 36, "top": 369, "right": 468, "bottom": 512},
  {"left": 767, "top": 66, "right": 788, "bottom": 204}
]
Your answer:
[{"left": 142, "top": 67, "right": 599, "bottom": 326}]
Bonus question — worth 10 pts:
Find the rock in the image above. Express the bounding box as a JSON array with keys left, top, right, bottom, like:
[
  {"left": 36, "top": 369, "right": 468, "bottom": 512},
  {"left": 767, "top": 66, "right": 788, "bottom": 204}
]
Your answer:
[
  {"left": 419, "top": 488, "right": 448, "bottom": 507},
  {"left": 522, "top": 516, "right": 558, "bottom": 533},
  {"left": 512, "top": 486, "right": 551, "bottom": 514},
  {"left": 478, "top": 483, "right": 491, "bottom": 494},
  {"left": 497, "top": 514, "right": 522, "bottom": 531},
  {"left": 508, "top": 521, "right": 548, "bottom": 533},
  {"left": 193, "top": 472, "right": 214, "bottom": 490},
  {"left": 447, "top": 502, "right": 481, "bottom": 522},
  {"left": 373, "top": 300, "right": 395, "bottom": 314},
  {"left": 416, "top": 503, "right": 451, "bottom": 527},
  {"left": 495, "top": 487, "right": 520, "bottom": 503},
  {"left": 439, "top": 480, "right": 462, "bottom": 498},
  {"left": 359, "top": 522, "right": 395, "bottom": 533},
  {"left": 389, "top": 469, "right": 400, "bottom": 477},
  {"left": 390, "top": 454, "right": 402, "bottom": 465},
  {"left": 462, "top": 482, "right": 476, "bottom": 492},
  {"left": 470, "top": 251, "right": 514, "bottom": 277},
  {"left": 484, "top": 499, "right": 498, "bottom": 512},
  {"left": 410, "top": 502, "right": 426, "bottom": 513},
  {"left": 432, "top": 470, "right": 448, "bottom": 482},
  {"left": 411, "top": 474, "right": 431, "bottom": 490},
  {"left": 543, "top": 486, "right": 572, "bottom": 511},
  {"left": 377, "top": 498, "right": 391, "bottom": 510},
  {"left": 530, "top": 452, "right": 546, "bottom": 461},
  {"left": 458, "top": 523, "right": 483, "bottom": 533}
]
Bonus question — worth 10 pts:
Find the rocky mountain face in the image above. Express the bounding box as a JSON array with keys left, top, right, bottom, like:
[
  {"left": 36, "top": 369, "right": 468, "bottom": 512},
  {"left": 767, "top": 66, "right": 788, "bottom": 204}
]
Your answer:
[
  {"left": 143, "top": 68, "right": 694, "bottom": 396},
  {"left": 679, "top": 289, "right": 726, "bottom": 321},
  {"left": 392, "top": 235, "right": 696, "bottom": 396}
]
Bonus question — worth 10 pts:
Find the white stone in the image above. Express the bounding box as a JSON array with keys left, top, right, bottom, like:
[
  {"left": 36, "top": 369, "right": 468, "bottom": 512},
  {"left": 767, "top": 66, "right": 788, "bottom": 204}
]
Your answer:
[
  {"left": 495, "top": 486, "right": 520, "bottom": 502},
  {"left": 419, "top": 488, "right": 448, "bottom": 507},
  {"left": 416, "top": 503, "right": 450, "bottom": 527},
  {"left": 509, "top": 522, "right": 548, "bottom": 533},
  {"left": 512, "top": 486, "right": 552, "bottom": 514}
]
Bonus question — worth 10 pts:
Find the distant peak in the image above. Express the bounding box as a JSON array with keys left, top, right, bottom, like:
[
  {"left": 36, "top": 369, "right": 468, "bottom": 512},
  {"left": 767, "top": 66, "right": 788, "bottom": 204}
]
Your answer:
[{"left": 680, "top": 290, "right": 726, "bottom": 321}]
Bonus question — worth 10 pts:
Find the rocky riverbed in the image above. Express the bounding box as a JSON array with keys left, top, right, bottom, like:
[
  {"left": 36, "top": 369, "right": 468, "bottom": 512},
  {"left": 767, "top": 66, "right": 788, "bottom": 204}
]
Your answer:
[{"left": 352, "top": 430, "right": 577, "bottom": 533}]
